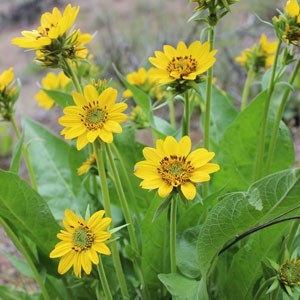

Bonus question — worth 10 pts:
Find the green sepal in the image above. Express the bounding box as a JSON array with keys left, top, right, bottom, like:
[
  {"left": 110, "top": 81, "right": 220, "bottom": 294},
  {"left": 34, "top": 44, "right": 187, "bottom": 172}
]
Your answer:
[{"left": 152, "top": 193, "right": 174, "bottom": 222}]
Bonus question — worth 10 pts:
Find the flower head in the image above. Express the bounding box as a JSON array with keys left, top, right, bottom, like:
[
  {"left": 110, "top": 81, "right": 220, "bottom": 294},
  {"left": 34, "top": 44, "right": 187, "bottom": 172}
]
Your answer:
[
  {"left": 59, "top": 85, "right": 127, "bottom": 150},
  {"left": 279, "top": 259, "right": 300, "bottom": 286},
  {"left": 35, "top": 71, "right": 71, "bottom": 109},
  {"left": 0, "top": 68, "right": 19, "bottom": 121},
  {"left": 235, "top": 34, "right": 278, "bottom": 72},
  {"left": 286, "top": 0, "right": 300, "bottom": 19},
  {"left": 149, "top": 41, "right": 217, "bottom": 84},
  {"left": 134, "top": 136, "right": 219, "bottom": 200},
  {"left": 50, "top": 209, "right": 111, "bottom": 278},
  {"left": 77, "top": 153, "right": 96, "bottom": 175},
  {"left": 12, "top": 4, "right": 79, "bottom": 50}
]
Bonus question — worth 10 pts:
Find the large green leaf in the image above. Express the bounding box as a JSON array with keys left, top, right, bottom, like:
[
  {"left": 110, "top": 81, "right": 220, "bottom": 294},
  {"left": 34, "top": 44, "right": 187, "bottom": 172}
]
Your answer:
[
  {"left": 23, "top": 117, "right": 91, "bottom": 219},
  {"left": 213, "top": 91, "right": 294, "bottom": 192},
  {"left": 0, "top": 170, "right": 60, "bottom": 255},
  {"left": 197, "top": 168, "right": 300, "bottom": 278},
  {"left": 140, "top": 194, "right": 169, "bottom": 297},
  {"left": 158, "top": 273, "right": 208, "bottom": 300},
  {"left": 199, "top": 84, "right": 238, "bottom": 151}
]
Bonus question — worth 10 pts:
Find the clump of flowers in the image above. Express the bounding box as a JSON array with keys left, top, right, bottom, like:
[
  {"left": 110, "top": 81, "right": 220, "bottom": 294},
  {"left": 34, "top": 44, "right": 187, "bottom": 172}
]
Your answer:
[
  {"left": 50, "top": 209, "right": 111, "bottom": 278},
  {"left": 273, "top": 0, "right": 300, "bottom": 46},
  {"left": 35, "top": 71, "right": 71, "bottom": 110},
  {"left": 77, "top": 153, "right": 96, "bottom": 175},
  {"left": 0, "top": 68, "right": 19, "bottom": 121},
  {"left": 134, "top": 136, "right": 219, "bottom": 200},
  {"left": 12, "top": 5, "right": 92, "bottom": 68},
  {"left": 149, "top": 41, "right": 217, "bottom": 92},
  {"left": 122, "top": 67, "right": 163, "bottom": 100},
  {"left": 235, "top": 34, "right": 278, "bottom": 73},
  {"left": 59, "top": 84, "right": 127, "bottom": 150}
]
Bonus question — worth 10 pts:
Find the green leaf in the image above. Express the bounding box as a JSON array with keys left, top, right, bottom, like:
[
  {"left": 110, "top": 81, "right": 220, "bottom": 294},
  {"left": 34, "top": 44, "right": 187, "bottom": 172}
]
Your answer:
[
  {"left": 23, "top": 117, "right": 92, "bottom": 219},
  {"left": 42, "top": 89, "right": 74, "bottom": 108},
  {"left": 197, "top": 168, "right": 300, "bottom": 278},
  {"left": 153, "top": 116, "right": 178, "bottom": 138},
  {"left": 141, "top": 193, "right": 169, "bottom": 297},
  {"left": 177, "top": 226, "right": 202, "bottom": 279},
  {"left": 3, "top": 251, "right": 34, "bottom": 279},
  {"left": 0, "top": 285, "right": 39, "bottom": 300},
  {"left": 0, "top": 170, "right": 60, "bottom": 255},
  {"left": 158, "top": 273, "right": 206, "bottom": 300},
  {"left": 199, "top": 84, "right": 238, "bottom": 151},
  {"left": 152, "top": 193, "right": 172, "bottom": 222},
  {"left": 213, "top": 91, "right": 294, "bottom": 192},
  {"left": 9, "top": 133, "right": 24, "bottom": 173}
]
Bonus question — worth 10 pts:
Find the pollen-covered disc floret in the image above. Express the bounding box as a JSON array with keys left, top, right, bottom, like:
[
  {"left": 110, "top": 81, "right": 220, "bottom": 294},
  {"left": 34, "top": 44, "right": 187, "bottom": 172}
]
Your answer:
[
  {"left": 134, "top": 136, "right": 220, "bottom": 200},
  {"left": 149, "top": 41, "right": 217, "bottom": 84},
  {"left": 59, "top": 85, "right": 127, "bottom": 150},
  {"left": 50, "top": 209, "right": 112, "bottom": 278}
]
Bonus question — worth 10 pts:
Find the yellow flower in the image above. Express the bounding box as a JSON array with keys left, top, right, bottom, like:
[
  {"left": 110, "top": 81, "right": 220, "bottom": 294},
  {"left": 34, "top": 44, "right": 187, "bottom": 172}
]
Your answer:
[
  {"left": 134, "top": 136, "right": 219, "bottom": 200},
  {"left": 59, "top": 85, "right": 127, "bottom": 150},
  {"left": 35, "top": 71, "right": 71, "bottom": 109},
  {"left": 286, "top": 0, "right": 300, "bottom": 20},
  {"left": 235, "top": 34, "right": 278, "bottom": 71},
  {"left": 77, "top": 153, "right": 96, "bottom": 175},
  {"left": 122, "top": 68, "right": 148, "bottom": 98},
  {"left": 0, "top": 68, "right": 14, "bottom": 91},
  {"left": 50, "top": 209, "right": 111, "bottom": 278},
  {"left": 149, "top": 41, "right": 217, "bottom": 84},
  {"left": 64, "top": 30, "right": 92, "bottom": 59},
  {"left": 12, "top": 4, "right": 79, "bottom": 49},
  {"left": 279, "top": 259, "right": 300, "bottom": 286}
]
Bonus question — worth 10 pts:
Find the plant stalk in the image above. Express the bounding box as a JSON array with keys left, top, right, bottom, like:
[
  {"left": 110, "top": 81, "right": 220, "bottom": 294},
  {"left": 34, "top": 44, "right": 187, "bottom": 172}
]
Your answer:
[
  {"left": 63, "top": 58, "right": 83, "bottom": 94},
  {"left": 182, "top": 90, "right": 190, "bottom": 136},
  {"left": 105, "top": 143, "right": 149, "bottom": 299},
  {"left": 170, "top": 196, "right": 177, "bottom": 273},
  {"left": 97, "top": 255, "right": 113, "bottom": 300},
  {"left": 93, "top": 140, "right": 129, "bottom": 299},
  {"left": 253, "top": 276, "right": 277, "bottom": 300},
  {"left": 255, "top": 41, "right": 282, "bottom": 180},
  {"left": 203, "top": 25, "right": 215, "bottom": 199},
  {"left": 11, "top": 117, "right": 37, "bottom": 191},
  {"left": 169, "top": 99, "right": 176, "bottom": 130},
  {"left": 241, "top": 68, "right": 255, "bottom": 111},
  {"left": 265, "top": 58, "right": 300, "bottom": 173},
  {"left": 0, "top": 217, "right": 51, "bottom": 300}
]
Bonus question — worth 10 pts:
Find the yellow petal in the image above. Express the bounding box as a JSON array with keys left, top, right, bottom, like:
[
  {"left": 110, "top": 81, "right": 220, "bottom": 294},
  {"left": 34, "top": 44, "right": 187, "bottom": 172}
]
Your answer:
[
  {"left": 92, "top": 243, "right": 111, "bottom": 255},
  {"left": 58, "top": 251, "right": 76, "bottom": 275},
  {"left": 84, "top": 85, "right": 98, "bottom": 103},
  {"left": 143, "top": 147, "right": 162, "bottom": 162},
  {"left": 197, "top": 163, "right": 220, "bottom": 174},
  {"left": 65, "top": 209, "right": 79, "bottom": 226},
  {"left": 87, "top": 210, "right": 105, "bottom": 228},
  {"left": 93, "top": 217, "right": 112, "bottom": 232},
  {"left": 178, "top": 136, "right": 191, "bottom": 157},
  {"left": 81, "top": 251, "right": 92, "bottom": 275},
  {"left": 50, "top": 242, "right": 72, "bottom": 258},
  {"left": 76, "top": 133, "right": 89, "bottom": 150},
  {"left": 286, "top": 0, "right": 300, "bottom": 17},
  {"left": 180, "top": 182, "right": 196, "bottom": 200},
  {"left": 163, "top": 136, "right": 179, "bottom": 156},
  {"left": 72, "top": 92, "right": 87, "bottom": 106},
  {"left": 98, "top": 129, "right": 113, "bottom": 143},
  {"left": 187, "top": 149, "right": 215, "bottom": 168},
  {"left": 88, "top": 249, "right": 99, "bottom": 264},
  {"left": 86, "top": 130, "right": 99, "bottom": 143},
  {"left": 158, "top": 181, "right": 173, "bottom": 198},
  {"left": 189, "top": 171, "right": 210, "bottom": 183}
]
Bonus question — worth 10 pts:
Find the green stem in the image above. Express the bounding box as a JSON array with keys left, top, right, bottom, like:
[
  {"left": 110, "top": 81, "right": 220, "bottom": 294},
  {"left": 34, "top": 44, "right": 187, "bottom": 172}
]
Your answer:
[
  {"left": 170, "top": 196, "right": 177, "bottom": 273},
  {"left": 253, "top": 276, "right": 277, "bottom": 300},
  {"left": 92, "top": 140, "right": 129, "bottom": 299},
  {"left": 241, "top": 68, "right": 255, "bottom": 111},
  {"left": 266, "top": 58, "right": 300, "bottom": 173},
  {"left": 255, "top": 40, "right": 282, "bottom": 180},
  {"left": 97, "top": 255, "right": 113, "bottom": 300},
  {"left": 11, "top": 117, "right": 37, "bottom": 191},
  {"left": 110, "top": 143, "right": 141, "bottom": 223},
  {"left": 203, "top": 25, "right": 215, "bottom": 199},
  {"left": 63, "top": 58, "right": 83, "bottom": 94},
  {"left": 0, "top": 217, "right": 51, "bottom": 300},
  {"left": 105, "top": 143, "right": 149, "bottom": 299},
  {"left": 286, "top": 219, "right": 300, "bottom": 250},
  {"left": 182, "top": 90, "right": 190, "bottom": 136},
  {"left": 169, "top": 99, "right": 176, "bottom": 130}
]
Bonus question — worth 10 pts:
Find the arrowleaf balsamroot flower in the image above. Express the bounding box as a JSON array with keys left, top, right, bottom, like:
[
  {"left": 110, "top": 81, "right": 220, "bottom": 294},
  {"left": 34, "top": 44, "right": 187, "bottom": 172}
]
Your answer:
[
  {"left": 134, "top": 136, "right": 220, "bottom": 200},
  {"left": 286, "top": 0, "right": 300, "bottom": 20},
  {"left": 59, "top": 85, "right": 127, "bottom": 150},
  {"left": 50, "top": 209, "right": 111, "bottom": 278},
  {"left": 235, "top": 34, "right": 278, "bottom": 72},
  {"left": 35, "top": 71, "right": 71, "bottom": 109},
  {"left": 149, "top": 41, "right": 217, "bottom": 84},
  {"left": 12, "top": 4, "right": 79, "bottom": 50}
]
